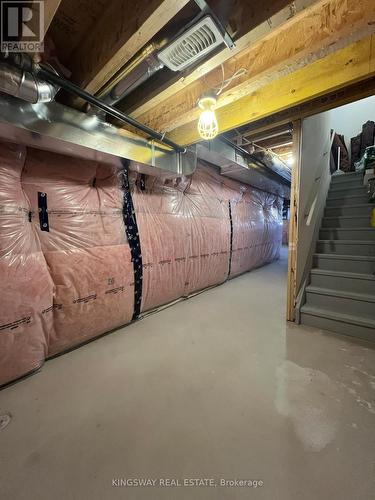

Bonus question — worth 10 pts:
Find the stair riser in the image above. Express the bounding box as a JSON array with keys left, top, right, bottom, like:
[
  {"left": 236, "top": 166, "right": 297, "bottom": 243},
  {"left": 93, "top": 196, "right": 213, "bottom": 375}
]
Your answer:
[
  {"left": 322, "top": 217, "right": 370, "bottom": 228},
  {"left": 305, "top": 292, "right": 375, "bottom": 318},
  {"left": 328, "top": 187, "right": 367, "bottom": 197},
  {"left": 300, "top": 313, "right": 375, "bottom": 342},
  {"left": 325, "top": 205, "right": 374, "bottom": 216},
  {"left": 331, "top": 173, "right": 363, "bottom": 183},
  {"left": 326, "top": 196, "right": 369, "bottom": 206},
  {"left": 319, "top": 229, "right": 375, "bottom": 241},
  {"left": 313, "top": 256, "right": 375, "bottom": 274},
  {"left": 317, "top": 241, "right": 375, "bottom": 256},
  {"left": 330, "top": 181, "right": 364, "bottom": 190},
  {"left": 310, "top": 274, "right": 375, "bottom": 295}
]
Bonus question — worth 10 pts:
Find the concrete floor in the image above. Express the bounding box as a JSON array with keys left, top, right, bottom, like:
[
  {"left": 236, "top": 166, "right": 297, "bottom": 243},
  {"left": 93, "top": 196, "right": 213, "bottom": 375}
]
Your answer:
[{"left": 1, "top": 248, "right": 375, "bottom": 500}]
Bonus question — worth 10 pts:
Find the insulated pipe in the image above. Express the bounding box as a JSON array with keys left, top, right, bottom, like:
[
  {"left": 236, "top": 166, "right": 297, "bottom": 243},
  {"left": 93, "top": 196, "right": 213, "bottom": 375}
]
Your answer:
[
  {"left": 98, "top": 44, "right": 165, "bottom": 105},
  {"left": 103, "top": 53, "right": 163, "bottom": 105},
  {"left": 36, "top": 65, "right": 186, "bottom": 154},
  {"left": 0, "top": 63, "right": 57, "bottom": 103}
]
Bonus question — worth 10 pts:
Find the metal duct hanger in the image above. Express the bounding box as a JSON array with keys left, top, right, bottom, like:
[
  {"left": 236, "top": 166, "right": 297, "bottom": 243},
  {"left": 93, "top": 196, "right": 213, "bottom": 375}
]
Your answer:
[{"left": 193, "top": 0, "right": 235, "bottom": 49}]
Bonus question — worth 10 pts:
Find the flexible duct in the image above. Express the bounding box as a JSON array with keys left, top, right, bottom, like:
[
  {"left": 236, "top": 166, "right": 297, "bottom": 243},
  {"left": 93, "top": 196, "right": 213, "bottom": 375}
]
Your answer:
[
  {"left": 0, "top": 63, "right": 57, "bottom": 103},
  {"left": 99, "top": 44, "right": 164, "bottom": 106}
]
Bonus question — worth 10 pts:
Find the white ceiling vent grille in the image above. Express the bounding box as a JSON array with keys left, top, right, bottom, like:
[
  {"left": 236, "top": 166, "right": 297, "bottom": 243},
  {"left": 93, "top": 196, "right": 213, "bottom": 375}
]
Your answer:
[{"left": 157, "top": 16, "right": 225, "bottom": 71}]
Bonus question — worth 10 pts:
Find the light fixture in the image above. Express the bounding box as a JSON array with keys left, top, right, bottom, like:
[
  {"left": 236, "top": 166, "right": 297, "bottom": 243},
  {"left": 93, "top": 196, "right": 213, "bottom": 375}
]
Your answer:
[
  {"left": 197, "top": 92, "right": 219, "bottom": 140},
  {"left": 286, "top": 155, "right": 295, "bottom": 166}
]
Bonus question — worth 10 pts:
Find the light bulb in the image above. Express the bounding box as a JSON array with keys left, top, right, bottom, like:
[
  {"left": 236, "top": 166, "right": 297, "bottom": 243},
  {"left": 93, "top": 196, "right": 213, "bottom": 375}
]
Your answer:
[
  {"left": 197, "top": 93, "right": 219, "bottom": 140},
  {"left": 198, "top": 110, "right": 218, "bottom": 140},
  {"left": 286, "top": 155, "right": 294, "bottom": 166}
]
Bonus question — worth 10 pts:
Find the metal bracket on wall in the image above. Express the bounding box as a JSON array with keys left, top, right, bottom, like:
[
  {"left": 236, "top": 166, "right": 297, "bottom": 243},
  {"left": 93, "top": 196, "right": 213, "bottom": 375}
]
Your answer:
[{"left": 38, "top": 191, "right": 49, "bottom": 232}]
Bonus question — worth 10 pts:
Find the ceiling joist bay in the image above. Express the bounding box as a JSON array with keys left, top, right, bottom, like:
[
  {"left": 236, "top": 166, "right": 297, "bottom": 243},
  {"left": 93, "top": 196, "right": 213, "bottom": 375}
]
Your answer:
[{"left": 67, "top": 0, "right": 190, "bottom": 94}]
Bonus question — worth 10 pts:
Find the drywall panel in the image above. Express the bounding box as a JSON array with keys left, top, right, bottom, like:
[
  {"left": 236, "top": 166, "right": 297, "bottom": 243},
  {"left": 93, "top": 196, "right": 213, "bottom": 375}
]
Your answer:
[{"left": 296, "top": 112, "right": 332, "bottom": 296}]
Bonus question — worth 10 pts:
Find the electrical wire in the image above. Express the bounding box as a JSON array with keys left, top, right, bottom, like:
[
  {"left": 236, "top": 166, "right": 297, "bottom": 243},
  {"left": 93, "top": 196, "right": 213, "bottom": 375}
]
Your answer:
[{"left": 215, "top": 64, "right": 247, "bottom": 96}]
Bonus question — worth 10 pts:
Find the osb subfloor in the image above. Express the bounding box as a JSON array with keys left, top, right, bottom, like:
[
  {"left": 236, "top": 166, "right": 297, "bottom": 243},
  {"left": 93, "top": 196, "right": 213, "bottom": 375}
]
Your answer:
[{"left": 1, "top": 247, "right": 374, "bottom": 500}]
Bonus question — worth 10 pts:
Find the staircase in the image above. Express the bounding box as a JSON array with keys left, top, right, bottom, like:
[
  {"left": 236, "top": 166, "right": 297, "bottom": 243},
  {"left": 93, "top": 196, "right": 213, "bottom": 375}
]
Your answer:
[{"left": 300, "top": 171, "right": 375, "bottom": 341}]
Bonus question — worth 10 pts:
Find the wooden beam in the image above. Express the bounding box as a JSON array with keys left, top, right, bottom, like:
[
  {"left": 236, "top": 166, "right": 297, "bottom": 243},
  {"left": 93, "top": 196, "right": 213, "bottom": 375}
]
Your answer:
[
  {"left": 231, "top": 76, "right": 375, "bottom": 139},
  {"left": 135, "top": 0, "right": 375, "bottom": 136},
  {"left": 69, "top": 0, "right": 190, "bottom": 93},
  {"left": 167, "top": 34, "right": 375, "bottom": 145},
  {"left": 128, "top": 0, "right": 317, "bottom": 119}
]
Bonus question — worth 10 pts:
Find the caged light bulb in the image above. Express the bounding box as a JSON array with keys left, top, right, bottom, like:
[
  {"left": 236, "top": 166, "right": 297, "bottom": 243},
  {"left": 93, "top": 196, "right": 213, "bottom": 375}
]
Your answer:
[{"left": 197, "top": 93, "right": 219, "bottom": 140}]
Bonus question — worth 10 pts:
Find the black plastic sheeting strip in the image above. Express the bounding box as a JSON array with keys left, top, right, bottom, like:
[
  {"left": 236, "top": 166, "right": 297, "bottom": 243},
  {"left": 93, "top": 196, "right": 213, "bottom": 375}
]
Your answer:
[
  {"left": 228, "top": 200, "right": 233, "bottom": 277},
  {"left": 38, "top": 191, "right": 49, "bottom": 232},
  {"left": 121, "top": 159, "right": 143, "bottom": 320},
  {"left": 139, "top": 174, "right": 146, "bottom": 191}
]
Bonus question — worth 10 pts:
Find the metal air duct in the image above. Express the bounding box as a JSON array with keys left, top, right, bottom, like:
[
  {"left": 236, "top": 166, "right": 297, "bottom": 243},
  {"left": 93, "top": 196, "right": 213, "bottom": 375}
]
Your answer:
[{"left": 0, "top": 62, "right": 57, "bottom": 103}]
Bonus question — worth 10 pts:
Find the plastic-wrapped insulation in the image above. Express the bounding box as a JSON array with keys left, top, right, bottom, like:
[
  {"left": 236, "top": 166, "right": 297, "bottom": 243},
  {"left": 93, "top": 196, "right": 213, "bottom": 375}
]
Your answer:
[{"left": 0, "top": 140, "right": 282, "bottom": 386}]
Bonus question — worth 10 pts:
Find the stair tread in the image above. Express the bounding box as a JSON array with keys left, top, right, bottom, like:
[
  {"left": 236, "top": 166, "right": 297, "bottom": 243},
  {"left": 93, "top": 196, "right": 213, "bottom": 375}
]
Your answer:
[
  {"left": 330, "top": 185, "right": 365, "bottom": 190},
  {"left": 321, "top": 227, "right": 375, "bottom": 231},
  {"left": 325, "top": 202, "right": 374, "bottom": 209},
  {"left": 310, "top": 268, "right": 375, "bottom": 280},
  {"left": 300, "top": 305, "right": 375, "bottom": 329},
  {"left": 331, "top": 171, "right": 362, "bottom": 177},
  {"left": 314, "top": 253, "right": 375, "bottom": 261},
  {"left": 306, "top": 285, "right": 375, "bottom": 302},
  {"left": 323, "top": 215, "right": 370, "bottom": 219},
  {"left": 328, "top": 194, "right": 369, "bottom": 200},
  {"left": 318, "top": 239, "right": 374, "bottom": 244}
]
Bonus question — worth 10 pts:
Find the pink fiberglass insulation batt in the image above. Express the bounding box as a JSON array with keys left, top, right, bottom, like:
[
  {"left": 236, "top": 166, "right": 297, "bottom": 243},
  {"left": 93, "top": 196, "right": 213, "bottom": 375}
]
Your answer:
[
  {"left": 21, "top": 149, "right": 135, "bottom": 356},
  {"left": 0, "top": 143, "right": 53, "bottom": 383},
  {"left": 0, "top": 141, "right": 282, "bottom": 386},
  {"left": 230, "top": 189, "right": 283, "bottom": 277},
  {"left": 132, "top": 164, "right": 239, "bottom": 311}
]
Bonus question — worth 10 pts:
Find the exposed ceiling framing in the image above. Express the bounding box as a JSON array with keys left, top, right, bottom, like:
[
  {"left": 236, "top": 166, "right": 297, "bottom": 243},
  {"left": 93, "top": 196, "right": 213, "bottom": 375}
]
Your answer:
[
  {"left": 10, "top": 0, "right": 375, "bottom": 149},
  {"left": 169, "top": 33, "right": 375, "bottom": 145},
  {"left": 134, "top": 0, "right": 375, "bottom": 144}
]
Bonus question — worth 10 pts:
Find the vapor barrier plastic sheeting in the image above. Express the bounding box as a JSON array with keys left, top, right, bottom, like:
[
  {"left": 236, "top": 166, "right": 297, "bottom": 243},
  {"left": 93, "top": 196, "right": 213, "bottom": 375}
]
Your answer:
[{"left": 0, "top": 141, "right": 282, "bottom": 386}]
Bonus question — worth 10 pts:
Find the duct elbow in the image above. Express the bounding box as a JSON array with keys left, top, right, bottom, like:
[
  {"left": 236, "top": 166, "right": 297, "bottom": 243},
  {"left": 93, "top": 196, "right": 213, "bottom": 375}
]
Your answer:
[{"left": 0, "top": 63, "right": 58, "bottom": 103}]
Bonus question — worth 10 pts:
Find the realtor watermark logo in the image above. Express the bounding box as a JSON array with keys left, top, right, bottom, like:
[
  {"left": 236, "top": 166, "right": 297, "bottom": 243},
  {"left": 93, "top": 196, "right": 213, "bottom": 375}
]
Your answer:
[{"left": 1, "top": 1, "right": 44, "bottom": 53}]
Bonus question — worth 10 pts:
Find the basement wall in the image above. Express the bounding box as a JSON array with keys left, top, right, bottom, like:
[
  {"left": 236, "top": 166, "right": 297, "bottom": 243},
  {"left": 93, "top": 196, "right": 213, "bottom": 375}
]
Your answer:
[{"left": 0, "top": 140, "right": 283, "bottom": 387}]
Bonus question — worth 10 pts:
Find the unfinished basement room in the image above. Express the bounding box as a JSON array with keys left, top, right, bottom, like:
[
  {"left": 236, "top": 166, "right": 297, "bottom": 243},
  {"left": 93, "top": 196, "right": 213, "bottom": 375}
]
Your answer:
[{"left": 0, "top": 1, "right": 375, "bottom": 499}]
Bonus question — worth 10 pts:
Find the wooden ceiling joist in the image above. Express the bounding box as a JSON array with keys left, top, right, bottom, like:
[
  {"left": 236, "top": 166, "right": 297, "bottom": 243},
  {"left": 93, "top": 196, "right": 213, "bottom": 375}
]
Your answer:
[
  {"left": 168, "top": 34, "right": 375, "bottom": 145},
  {"left": 132, "top": 0, "right": 375, "bottom": 144},
  {"left": 67, "top": 0, "right": 190, "bottom": 94}
]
